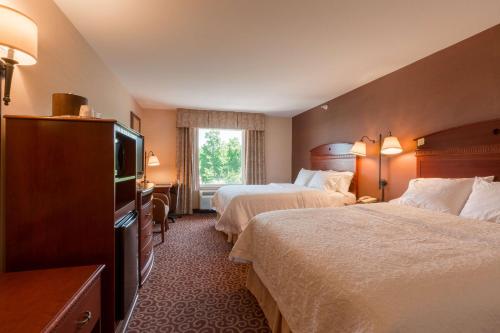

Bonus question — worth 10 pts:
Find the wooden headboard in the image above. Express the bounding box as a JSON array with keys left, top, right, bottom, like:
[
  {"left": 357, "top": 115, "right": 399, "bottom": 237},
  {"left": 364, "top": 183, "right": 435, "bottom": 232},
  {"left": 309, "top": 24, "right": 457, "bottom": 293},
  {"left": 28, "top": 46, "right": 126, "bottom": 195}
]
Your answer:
[
  {"left": 416, "top": 119, "right": 500, "bottom": 180},
  {"left": 310, "top": 143, "right": 359, "bottom": 196}
]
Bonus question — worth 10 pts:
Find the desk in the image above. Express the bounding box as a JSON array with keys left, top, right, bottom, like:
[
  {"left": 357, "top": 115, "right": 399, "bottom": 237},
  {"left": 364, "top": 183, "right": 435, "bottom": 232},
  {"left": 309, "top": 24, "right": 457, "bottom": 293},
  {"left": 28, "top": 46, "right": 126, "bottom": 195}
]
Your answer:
[
  {"left": 0, "top": 265, "right": 104, "bottom": 333},
  {"left": 154, "top": 183, "right": 179, "bottom": 220}
]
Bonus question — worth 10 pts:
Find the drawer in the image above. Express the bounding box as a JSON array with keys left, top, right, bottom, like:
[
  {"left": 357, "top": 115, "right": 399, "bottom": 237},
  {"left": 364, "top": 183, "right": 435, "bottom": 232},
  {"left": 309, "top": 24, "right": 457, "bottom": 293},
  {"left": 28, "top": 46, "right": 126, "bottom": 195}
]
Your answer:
[
  {"left": 52, "top": 276, "right": 101, "bottom": 333},
  {"left": 140, "top": 239, "right": 154, "bottom": 285},
  {"left": 142, "top": 191, "right": 153, "bottom": 205},
  {"left": 141, "top": 201, "right": 153, "bottom": 226},
  {"left": 140, "top": 220, "right": 153, "bottom": 247},
  {"left": 140, "top": 238, "right": 153, "bottom": 270}
]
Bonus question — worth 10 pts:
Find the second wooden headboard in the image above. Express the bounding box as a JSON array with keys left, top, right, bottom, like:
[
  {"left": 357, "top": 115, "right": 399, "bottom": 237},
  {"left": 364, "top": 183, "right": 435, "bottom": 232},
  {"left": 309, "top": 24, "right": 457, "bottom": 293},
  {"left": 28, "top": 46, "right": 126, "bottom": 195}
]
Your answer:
[
  {"left": 416, "top": 119, "right": 500, "bottom": 180},
  {"left": 310, "top": 143, "right": 359, "bottom": 197}
]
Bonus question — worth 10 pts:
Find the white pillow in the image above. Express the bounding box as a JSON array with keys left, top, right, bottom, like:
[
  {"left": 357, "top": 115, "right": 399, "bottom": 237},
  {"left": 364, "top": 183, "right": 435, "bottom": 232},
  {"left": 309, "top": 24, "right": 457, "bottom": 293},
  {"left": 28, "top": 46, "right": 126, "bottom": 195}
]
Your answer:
[
  {"left": 307, "top": 170, "right": 354, "bottom": 193},
  {"left": 294, "top": 168, "right": 316, "bottom": 186},
  {"left": 307, "top": 171, "right": 338, "bottom": 192},
  {"left": 328, "top": 171, "right": 354, "bottom": 194},
  {"left": 460, "top": 178, "right": 500, "bottom": 222},
  {"left": 393, "top": 176, "right": 494, "bottom": 215}
]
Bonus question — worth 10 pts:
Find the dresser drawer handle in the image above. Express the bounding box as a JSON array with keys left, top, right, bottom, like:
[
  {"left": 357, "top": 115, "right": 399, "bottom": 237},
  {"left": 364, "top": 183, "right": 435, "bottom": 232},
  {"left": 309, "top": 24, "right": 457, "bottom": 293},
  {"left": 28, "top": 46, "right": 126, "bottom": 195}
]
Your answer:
[
  {"left": 76, "top": 311, "right": 92, "bottom": 327},
  {"left": 146, "top": 213, "right": 152, "bottom": 217}
]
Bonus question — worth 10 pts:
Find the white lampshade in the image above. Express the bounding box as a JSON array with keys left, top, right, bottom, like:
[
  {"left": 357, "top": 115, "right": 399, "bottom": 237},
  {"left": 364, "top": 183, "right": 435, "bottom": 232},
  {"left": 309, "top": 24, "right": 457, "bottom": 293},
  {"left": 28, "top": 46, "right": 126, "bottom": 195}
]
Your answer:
[
  {"left": 0, "top": 5, "right": 38, "bottom": 65},
  {"left": 350, "top": 141, "right": 367, "bottom": 157},
  {"left": 148, "top": 155, "right": 160, "bottom": 167},
  {"left": 381, "top": 136, "right": 403, "bottom": 155}
]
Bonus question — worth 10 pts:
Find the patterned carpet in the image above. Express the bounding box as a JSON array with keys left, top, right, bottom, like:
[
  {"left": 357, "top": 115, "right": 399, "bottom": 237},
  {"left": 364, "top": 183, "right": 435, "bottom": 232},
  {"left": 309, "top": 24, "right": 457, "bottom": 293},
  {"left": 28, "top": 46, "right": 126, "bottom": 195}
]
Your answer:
[{"left": 127, "top": 214, "right": 271, "bottom": 333}]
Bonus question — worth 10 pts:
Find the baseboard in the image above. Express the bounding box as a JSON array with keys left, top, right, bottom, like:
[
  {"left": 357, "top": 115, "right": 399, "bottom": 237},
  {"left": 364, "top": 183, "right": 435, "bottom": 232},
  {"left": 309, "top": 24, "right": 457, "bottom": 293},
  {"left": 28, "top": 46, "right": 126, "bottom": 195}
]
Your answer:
[
  {"left": 193, "top": 209, "right": 216, "bottom": 214},
  {"left": 115, "top": 293, "right": 139, "bottom": 333}
]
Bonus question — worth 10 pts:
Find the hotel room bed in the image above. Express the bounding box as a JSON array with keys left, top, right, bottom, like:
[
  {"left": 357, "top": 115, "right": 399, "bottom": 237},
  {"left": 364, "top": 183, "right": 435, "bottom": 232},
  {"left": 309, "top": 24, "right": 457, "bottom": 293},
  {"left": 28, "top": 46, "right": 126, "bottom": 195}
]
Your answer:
[
  {"left": 229, "top": 120, "right": 500, "bottom": 333},
  {"left": 230, "top": 203, "right": 500, "bottom": 333},
  {"left": 213, "top": 143, "right": 359, "bottom": 241},
  {"left": 213, "top": 183, "right": 355, "bottom": 236}
]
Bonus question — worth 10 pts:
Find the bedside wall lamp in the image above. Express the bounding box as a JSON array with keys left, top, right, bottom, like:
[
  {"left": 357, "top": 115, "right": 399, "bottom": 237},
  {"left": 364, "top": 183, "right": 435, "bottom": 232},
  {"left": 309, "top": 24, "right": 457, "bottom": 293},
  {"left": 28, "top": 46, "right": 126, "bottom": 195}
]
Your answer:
[
  {"left": 350, "top": 131, "right": 402, "bottom": 201},
  {"left": 143, "top": 151, "right": 160, "bottom": 183},
  {"left": 0, "top": 5, "right": 38, "bottom": 107},
  {"left": 381, "top": 135, "right": 403, "bottom": 155}
]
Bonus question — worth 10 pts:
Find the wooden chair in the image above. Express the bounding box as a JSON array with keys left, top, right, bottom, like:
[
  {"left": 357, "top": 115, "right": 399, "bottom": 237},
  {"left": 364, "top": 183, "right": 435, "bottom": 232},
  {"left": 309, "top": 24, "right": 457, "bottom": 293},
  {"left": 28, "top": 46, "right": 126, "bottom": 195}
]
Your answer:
[{"left": 152, "top": 193, "right": 169, "bottom": 243}]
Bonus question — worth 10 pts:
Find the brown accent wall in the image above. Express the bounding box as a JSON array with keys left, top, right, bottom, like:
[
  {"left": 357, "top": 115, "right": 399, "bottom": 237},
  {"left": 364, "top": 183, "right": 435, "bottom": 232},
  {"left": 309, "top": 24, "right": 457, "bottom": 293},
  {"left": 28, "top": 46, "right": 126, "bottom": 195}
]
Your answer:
[{"left": 292, "top": 24, "right": 500, "bottom": 200}]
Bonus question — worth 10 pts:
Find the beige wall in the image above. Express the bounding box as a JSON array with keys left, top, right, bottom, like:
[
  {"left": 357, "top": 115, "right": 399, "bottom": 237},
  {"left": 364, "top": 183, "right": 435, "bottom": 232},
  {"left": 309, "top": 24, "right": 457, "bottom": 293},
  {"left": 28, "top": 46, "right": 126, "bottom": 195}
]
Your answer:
[
  {"left": 140, "top": 111, "right": 293, "bottom": 207},
  {"left": 265, "top": 116, "right": 292, "bottom": 183},
  {"left": 0, "top": 0, "right": 142, "bottom": 122},
  {"left": 0, "top": 0, "right": 143, "bottom": 270},
  {"left": 141, "top": 109, "right": 178, "bottom": 184}
]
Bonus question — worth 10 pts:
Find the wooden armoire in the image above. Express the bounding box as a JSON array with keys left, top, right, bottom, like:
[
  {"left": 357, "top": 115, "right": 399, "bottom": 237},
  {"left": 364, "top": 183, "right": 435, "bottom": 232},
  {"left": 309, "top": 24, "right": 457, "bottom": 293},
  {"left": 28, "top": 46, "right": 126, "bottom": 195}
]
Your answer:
[{"left": 4, "top": 115, "right": 140, "bottom": 333}]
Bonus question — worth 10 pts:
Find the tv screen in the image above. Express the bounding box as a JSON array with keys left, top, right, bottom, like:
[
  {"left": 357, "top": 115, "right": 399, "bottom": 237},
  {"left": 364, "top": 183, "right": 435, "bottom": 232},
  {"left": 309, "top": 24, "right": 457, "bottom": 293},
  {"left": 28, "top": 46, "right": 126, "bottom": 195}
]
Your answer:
[{"left": 136, "top": 135, "right": 145, "bottom": 178}]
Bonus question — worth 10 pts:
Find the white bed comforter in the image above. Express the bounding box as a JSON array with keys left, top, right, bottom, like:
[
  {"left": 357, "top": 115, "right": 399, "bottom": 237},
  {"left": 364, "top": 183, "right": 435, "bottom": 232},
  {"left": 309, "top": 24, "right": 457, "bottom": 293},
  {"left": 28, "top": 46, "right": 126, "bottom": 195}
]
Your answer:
[
  {"left": 230, "top": 203, "right": 500, "bottom": 333},
  {"left": 213, "top": 183, "right": 355, "bottom": 235}
]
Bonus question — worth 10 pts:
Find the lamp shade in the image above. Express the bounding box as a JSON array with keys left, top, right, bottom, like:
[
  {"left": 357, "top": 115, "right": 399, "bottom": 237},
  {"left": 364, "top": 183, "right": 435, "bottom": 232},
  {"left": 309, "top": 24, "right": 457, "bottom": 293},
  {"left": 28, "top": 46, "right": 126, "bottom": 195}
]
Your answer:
[
  {"left": 381, "top": 136, "right": 403, "bottom": 155},
  {"left": 147, "top": 155, "right": 160, "bottom": 167},
  {"left": 0, "top": 5, "right": 38, "bottom": 65},
  {"left": 350, "top": 141, "right": 367, "bottom": 157}
]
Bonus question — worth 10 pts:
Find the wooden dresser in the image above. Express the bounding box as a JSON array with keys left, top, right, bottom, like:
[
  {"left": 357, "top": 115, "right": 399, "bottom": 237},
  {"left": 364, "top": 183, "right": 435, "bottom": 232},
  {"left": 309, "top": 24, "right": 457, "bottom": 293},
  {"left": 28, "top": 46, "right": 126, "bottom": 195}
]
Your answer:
[
  {"left": 0, "top": 265, "right": 104, "bottom": 333},
  {"left": 137, "top": 184, "right": 155, "bottom": 286}
]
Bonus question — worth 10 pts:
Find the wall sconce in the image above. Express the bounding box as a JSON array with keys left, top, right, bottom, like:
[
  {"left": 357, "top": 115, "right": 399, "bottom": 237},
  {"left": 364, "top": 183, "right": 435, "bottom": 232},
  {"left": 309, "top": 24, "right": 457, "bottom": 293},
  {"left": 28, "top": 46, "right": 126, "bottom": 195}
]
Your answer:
[
  {"left": 0, "top": 5, "right": 38, "bottom": 107},
  {"left": 143, "top": 151, "right": 160, "bottom": 183},
  {"left": 351, "top": 131, "right": 402, "bottom": 201},
  {"left": 381, "top": 134, "right": 403, "bottom": 155}
]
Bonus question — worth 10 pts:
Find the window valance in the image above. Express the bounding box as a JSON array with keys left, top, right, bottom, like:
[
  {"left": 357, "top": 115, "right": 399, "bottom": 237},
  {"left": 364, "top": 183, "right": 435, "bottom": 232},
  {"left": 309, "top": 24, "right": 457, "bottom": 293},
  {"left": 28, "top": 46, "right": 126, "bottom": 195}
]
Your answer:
[{"left": 176, "top": 108, "right": 265, "bottom": 130}]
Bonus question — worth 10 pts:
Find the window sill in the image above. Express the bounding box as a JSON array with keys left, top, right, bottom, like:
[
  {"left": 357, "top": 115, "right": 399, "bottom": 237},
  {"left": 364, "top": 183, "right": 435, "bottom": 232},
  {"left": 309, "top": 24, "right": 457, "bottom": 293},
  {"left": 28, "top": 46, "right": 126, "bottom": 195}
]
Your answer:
[{"left": 199, "top": 184, "right": 243, "bottom": 190}]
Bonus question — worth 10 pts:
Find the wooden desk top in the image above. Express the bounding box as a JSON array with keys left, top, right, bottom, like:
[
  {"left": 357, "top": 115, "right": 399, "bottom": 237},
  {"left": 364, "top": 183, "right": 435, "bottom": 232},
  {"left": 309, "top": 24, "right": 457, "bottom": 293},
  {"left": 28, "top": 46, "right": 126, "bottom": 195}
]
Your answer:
[
  {"left": 137, "top": 182, "right": 155, "bottom": 195},
  {"left": 0, "top": 265, "right": 104, "bottom": 333},
  {"left": 155, "top": 183, "right": 174, "bottom": 188}
]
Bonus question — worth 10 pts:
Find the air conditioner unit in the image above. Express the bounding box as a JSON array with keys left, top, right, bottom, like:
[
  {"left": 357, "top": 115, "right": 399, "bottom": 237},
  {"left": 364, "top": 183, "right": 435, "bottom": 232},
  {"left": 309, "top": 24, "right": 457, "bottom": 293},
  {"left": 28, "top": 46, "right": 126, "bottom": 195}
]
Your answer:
[{"left": 199, "top": 190, "right": 216, "bottom": 210}]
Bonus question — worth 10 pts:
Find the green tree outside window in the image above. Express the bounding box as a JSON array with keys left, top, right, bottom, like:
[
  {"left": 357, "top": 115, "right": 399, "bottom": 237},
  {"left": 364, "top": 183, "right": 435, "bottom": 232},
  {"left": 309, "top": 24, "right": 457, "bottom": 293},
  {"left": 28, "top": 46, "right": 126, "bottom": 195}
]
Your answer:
[{"left": 199, "top": 129, "right": 242, "bottom": 184}]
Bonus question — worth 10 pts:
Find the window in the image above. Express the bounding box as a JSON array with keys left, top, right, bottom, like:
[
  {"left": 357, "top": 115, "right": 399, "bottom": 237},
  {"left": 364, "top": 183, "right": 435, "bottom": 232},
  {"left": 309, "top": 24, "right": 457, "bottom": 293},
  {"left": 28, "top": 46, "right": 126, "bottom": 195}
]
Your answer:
[{"left": 198, "top": 128, "right": 244, "bottom": 186}]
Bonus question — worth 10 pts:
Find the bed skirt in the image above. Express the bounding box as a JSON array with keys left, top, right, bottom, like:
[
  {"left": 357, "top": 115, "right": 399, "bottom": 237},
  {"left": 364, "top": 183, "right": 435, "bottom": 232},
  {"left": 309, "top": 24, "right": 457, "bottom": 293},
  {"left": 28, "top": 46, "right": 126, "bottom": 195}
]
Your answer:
[
  {"left": 247, "top": 266, "right": 293, "bottom": 333},
  {"left": 227, "top": 232, "right": 238, "bottom": 244},
  {"left": 216, "top": 212, "right": 239, "bottom": 244}
]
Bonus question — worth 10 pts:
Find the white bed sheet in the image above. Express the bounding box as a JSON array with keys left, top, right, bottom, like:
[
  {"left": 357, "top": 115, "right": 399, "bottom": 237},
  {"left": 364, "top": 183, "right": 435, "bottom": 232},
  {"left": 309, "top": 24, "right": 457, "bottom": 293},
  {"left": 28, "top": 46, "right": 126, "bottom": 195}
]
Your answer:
[
  {"left": 212, "top": 183, "right": 355, "bottom": 235},
  {"left": 230, "top": 203, "right": 500, "bottom": 333}
]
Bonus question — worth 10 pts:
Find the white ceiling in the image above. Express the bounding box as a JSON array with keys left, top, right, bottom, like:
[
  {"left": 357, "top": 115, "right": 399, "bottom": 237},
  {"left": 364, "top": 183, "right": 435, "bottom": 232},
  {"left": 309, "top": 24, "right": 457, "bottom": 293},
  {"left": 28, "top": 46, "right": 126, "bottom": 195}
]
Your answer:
[{"left": 54, "top": 0, "right": 500, "bottom": 117}]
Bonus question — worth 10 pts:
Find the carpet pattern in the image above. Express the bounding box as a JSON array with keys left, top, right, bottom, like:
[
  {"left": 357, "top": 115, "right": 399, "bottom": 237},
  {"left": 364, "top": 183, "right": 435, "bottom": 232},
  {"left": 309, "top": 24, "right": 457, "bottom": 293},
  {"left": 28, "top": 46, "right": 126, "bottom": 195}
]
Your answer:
[{"left": 127, "top": 214, "right": 271, "bottom": 333}]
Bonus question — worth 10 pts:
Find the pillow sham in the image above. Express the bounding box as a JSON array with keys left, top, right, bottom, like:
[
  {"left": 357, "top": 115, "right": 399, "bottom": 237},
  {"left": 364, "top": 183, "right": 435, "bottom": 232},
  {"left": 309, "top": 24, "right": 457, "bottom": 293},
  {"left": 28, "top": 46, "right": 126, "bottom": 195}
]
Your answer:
[
  {"left": 294, "top": 168, "right": 316, "bottom": 186},
  {"left": 392, "top": 176, "right": 494, "bottom": 215},
  {"left": 328, "top": 171, "right": 354, "bottom": 194},
  {"left": 460, "top": 178, "right": 500, "bottom": 222},
  {"left": 307, "top": 171, "right": 337, "bottom": 192},
  {"left": 307, "top": 170, "right": 354, "bottom": 194}
]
